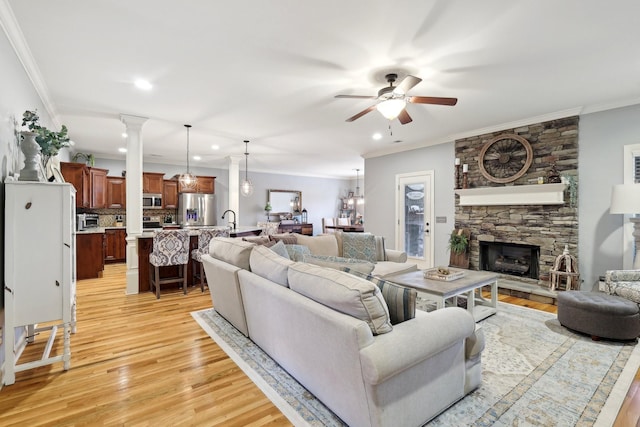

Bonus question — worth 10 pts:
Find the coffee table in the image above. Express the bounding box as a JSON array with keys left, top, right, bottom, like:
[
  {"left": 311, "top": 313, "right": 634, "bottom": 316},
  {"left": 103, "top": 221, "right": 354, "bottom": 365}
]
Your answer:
[{"left": 385, "top": 270, "right": 499, "bottom": 321}]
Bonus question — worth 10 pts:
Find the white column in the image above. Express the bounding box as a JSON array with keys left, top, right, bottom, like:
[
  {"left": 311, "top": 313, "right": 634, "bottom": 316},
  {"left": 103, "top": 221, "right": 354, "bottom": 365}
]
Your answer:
[
  {"left": 227, "top": 155, "right": 241, "bottom": 226},
  {"left": 120, "top": 114, "right": 148, "bottom": 295}
]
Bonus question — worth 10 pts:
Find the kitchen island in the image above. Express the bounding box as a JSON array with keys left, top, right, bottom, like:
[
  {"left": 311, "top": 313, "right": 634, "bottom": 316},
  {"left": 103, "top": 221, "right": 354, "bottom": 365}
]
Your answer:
[{"left": 137, "top": 226, "right": 261, "bottom": 293}]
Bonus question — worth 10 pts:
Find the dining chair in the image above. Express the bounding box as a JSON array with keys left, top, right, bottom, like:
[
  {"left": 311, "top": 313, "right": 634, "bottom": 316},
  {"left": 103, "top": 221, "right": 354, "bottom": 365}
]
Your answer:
[
  {"left": 149, "top": 229, "right": 190, "bottom": 299},
  {"left": 192, "top": 227, "right": 230, "bottom": 291},
  {"left": 257, "top": 221, "right": 280, "bottom": 236},
  {"left": 323, "top": 217, "right": 336, "bottom": 233},
  {"left": 337, "top": 217, "right": 351, "bottom": 226}
]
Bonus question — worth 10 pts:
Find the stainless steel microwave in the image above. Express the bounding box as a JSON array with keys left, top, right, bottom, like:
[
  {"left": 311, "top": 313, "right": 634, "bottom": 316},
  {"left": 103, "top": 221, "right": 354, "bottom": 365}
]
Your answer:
[{"left": 142, "top": 193, "right": 163, "bottom": 209}]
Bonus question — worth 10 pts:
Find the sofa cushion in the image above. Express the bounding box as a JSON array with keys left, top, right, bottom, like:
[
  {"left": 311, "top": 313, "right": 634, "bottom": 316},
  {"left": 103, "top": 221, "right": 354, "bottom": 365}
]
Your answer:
[
  {"left": 209, "top": 237, "right": 256, "bottom": 270},
  {"left": 372, "top": 261, "right": 418, "bottom": 278},
  {"left": 343, "top": 268, "right": 417, "bottom": 325},
  {"left": 249, "top": 244, "right": 294, "bottom": 287},
  {"left": 302, "top": 254, "right": 375, "bottom": 275},
  {"left": 269, "top": 233, "right": 298, "bottom": 244},
  {"left": 295, "top": 234, "right": 339, "bottom": 257},
  {"left": 269, "top": 240, "right": 291, "bottom": 259},
  {"left": 288, "top": 263, "right": 392, "bottom": 335},
  {"left": 242, "top": 235, "right": 271, "bottom": 245},
  {"left": 285, "top": 244, "right": 311, "bottom": 261},
  {"left": 342, "top": 233, "right": 378, "bottom": 263},
  {"left": 374, "top": 236, "right": 386, "bottom": 261}
]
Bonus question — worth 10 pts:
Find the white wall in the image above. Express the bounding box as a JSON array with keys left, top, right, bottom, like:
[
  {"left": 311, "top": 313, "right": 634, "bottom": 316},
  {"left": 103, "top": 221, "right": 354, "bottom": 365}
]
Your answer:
[
  {"left": 579, "top": 104, "right": 640, "bottom": 289},
  {"left": 365, "top": 142, "right": 455, "bottom": 265}
]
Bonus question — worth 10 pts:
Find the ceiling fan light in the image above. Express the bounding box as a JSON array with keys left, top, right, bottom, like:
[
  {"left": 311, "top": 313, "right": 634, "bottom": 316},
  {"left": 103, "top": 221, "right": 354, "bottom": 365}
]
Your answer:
[{"left": 376, "top": 99, "right": 406, "bottom": 120}]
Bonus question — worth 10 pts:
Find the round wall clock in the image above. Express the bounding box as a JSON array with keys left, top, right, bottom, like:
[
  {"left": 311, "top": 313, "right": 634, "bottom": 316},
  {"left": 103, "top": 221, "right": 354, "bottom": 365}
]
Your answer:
[{"left": 478, "top": 134, "right": 533, "bottom": 183}]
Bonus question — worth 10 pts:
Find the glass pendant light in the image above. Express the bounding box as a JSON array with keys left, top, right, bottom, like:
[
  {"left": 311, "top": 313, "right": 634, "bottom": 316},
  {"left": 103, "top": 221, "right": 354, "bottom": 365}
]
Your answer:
[
  {"left": 355, "top": 168, "right": 364, "bottom": 204},
  {"left": 240, "top": 140, "right": 254, "bottom": 197},
  {"left": 178, "top": 124, "right": 197, "bottom": 191}
]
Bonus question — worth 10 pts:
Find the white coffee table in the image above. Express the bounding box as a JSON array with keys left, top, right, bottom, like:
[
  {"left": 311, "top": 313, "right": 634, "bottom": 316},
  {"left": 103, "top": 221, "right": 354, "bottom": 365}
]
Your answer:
[{"left": 385, "top": 269, "right": 499, "bottom": 321}]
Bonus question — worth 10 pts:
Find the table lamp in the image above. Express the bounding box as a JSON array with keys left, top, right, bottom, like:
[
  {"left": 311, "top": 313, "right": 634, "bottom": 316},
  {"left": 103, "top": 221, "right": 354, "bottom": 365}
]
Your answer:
[{"left": 610, "top": 183, "right": 640, "bottom": 269}]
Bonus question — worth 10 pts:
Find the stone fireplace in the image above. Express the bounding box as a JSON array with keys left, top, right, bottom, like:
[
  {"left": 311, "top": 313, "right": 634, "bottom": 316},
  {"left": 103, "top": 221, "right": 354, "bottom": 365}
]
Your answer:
[{"left": 454, "top": 116, "right": 579, "bottom": 289}]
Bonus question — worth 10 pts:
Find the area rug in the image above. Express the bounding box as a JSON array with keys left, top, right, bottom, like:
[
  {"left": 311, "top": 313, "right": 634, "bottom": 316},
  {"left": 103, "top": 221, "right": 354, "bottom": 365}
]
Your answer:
[{"left": 192, "top": 302, "right": 640, "bottom": 426}]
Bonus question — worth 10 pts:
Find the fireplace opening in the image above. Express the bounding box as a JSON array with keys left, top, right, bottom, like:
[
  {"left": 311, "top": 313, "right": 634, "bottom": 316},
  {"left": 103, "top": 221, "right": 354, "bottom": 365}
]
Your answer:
[{"left": 479, "top": 241, "right": 540, "bottom": 279}]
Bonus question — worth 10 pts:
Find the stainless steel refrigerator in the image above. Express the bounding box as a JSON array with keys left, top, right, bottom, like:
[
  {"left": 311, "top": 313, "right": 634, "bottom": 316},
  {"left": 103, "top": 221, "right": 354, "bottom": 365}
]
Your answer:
[{"left": 178, "top": 193, "right": 217, "bottom": 227}]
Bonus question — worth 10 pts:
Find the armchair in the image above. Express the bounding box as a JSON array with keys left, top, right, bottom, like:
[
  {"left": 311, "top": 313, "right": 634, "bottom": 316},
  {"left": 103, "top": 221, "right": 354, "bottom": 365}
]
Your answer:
[{"left": 604, "top": 270, "right": 640, "bottom": 304}]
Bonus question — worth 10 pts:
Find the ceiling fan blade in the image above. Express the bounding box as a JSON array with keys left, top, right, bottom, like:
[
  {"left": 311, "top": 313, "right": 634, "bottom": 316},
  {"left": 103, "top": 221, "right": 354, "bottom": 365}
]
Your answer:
[
  {"left": 335, "top": 94, "right": 377, "bottom": 99},
  {"left": 346, "top": 105, "right": 377, "bottom": 122},
  {"left": 397, "top": 109, "right": 412, "bottom": 125},
  {"left": 393, "top": 75, "right": 422, "bottom": 95},
  {"left": 408, "top": 96, "right": 458, "bottom": 106}
]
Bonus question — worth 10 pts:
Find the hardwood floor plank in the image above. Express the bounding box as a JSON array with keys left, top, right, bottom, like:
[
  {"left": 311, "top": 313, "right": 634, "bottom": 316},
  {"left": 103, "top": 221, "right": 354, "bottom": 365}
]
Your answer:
[{"left": 1, "top": 263, "right": 635, "bottom": 426}]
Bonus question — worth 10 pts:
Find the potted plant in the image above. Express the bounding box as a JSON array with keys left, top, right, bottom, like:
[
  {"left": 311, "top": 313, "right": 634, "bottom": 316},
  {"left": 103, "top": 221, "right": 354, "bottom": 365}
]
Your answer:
[
  {"left": 448, "top": 229, "right": 470, "bottom": 268},
  {"left": 21, "top": 110, "right": 70, "bottom": 174}
]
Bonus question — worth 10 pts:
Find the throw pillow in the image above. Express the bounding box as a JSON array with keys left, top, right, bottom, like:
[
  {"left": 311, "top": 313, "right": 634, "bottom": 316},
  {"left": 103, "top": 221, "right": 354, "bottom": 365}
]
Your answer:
[
  {"left": 295, "top": 234, "right": 339, "bottom": 256},
  {"left": 209, "top": 237, "right": 255, "bottom": 270},
  {"left": 269, "top": 233, "right": 298, "bottom": 245},
  {"left": 288, "top": 263, "right": 392, "bottom": 335},
  {"left": 250, "top": 244, "right": 294, "bottom": 287},
  {"left": 269, "top": 240, "right": 291, "bottom": 259},
  {"left": 302, "top": 254, "right": 375, "bottom": 275},
  {"left": 242, "top": 235, "right": 271, "bottom": 245},
  {"left": 342, "top": 233, "right": 378, "bottom": 263},
  {"left": 285, "top": 244, "right": 311, "bottom": 261},
  {"left": 343, "top": 267, "right": 417, "bottom": 325}
]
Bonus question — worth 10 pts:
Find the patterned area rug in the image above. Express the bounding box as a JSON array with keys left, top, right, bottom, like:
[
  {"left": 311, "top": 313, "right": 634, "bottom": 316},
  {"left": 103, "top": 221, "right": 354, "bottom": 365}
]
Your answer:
[{"left": 192, "top": 302, "right": 640, "bottom": 426}]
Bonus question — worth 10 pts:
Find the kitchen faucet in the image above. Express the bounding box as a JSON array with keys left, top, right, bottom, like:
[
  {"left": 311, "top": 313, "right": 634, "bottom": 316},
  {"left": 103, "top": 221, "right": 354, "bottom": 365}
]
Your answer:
[{"left": 221, "top": 209, "right": 236, "bottom": 230}]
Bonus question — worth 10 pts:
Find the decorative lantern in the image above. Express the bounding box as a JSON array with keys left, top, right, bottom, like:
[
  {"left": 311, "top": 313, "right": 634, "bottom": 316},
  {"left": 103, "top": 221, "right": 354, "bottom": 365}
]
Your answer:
[
  {"left": 549, "top": 245, "right": 580, "bottom": 291},
  {"left": 301, "top": 208, "right": 308, "bottom": 223}
]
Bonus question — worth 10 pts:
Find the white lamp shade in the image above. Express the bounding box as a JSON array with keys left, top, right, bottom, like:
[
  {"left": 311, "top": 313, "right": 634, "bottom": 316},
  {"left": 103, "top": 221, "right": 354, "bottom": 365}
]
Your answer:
[
  {"left": 610, "top": 184, "right": 640, "bottom": 214},
  {"left": 376, "top": 99, "right": 406, "bottom": 120}
]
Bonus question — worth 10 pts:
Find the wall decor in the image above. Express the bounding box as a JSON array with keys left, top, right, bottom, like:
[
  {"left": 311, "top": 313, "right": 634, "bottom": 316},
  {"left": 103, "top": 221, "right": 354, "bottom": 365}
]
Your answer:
[{"left": 478, "top": 133, "right": 533, "bottom": 183}]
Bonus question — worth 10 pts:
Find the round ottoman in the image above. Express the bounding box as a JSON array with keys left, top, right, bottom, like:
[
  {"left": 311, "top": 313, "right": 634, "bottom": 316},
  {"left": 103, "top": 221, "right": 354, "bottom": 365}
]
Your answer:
[{"left": 557, "top": 291, "right": 640, "bottom": 340}]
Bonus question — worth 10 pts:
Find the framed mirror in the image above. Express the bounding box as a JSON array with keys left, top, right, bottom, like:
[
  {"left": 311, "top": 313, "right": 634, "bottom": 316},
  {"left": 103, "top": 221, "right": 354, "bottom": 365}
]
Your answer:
[{"left": 268, "top": 189, "right": 302, "bottom": 213}]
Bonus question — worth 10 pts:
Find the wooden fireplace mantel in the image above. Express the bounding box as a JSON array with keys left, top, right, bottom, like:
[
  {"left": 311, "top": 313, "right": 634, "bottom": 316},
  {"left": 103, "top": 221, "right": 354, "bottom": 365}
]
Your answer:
[{"left": 454, "top": 183, "right": 566, "bottom": 206}]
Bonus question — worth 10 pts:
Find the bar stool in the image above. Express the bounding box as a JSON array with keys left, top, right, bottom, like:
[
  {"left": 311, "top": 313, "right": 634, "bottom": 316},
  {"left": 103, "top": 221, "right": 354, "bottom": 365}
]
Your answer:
[
  {"left": 192, "top": 227, "right": 230, "bottom": 291},
  {"left": 149, "top": 229, "right": 190, "bottom": 299}
]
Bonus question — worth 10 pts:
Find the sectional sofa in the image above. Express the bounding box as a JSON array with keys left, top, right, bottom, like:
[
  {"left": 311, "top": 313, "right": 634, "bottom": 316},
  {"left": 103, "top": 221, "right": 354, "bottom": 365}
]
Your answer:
[{"left": 201, "top": 234, "right": 485, "bottom": 426}]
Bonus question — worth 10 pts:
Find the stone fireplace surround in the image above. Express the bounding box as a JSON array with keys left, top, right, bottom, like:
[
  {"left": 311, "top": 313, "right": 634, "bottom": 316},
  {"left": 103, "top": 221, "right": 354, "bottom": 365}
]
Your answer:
[{"left": 454, "top": 116, "right": 579, "bottom": 294}]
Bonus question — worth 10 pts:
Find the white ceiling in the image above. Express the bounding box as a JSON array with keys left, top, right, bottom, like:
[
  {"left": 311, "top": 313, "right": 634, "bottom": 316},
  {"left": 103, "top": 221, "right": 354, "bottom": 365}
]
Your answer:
[{"left": 5, "top": 1, "right": 640, "bottom": 179}]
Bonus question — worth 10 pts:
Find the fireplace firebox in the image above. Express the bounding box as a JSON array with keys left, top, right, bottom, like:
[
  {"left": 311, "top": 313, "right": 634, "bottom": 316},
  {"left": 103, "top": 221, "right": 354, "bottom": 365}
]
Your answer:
[{"left": 479, "top": 241, "right": 540, "bottom": 279}]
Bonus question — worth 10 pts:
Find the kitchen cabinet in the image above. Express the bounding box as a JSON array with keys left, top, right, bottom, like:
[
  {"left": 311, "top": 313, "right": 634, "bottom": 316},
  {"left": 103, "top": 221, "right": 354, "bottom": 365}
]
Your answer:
[
  {"left": 4, "top": 182, "right": 76, "bottom": 384},
  {"left": 172, "top": 175, "right": 216, "bottom": 193},
  {"left": 106, "top": 177, "right": 126, "bottom": 209},
  {"left": 90, "top": 168, "right": 108, "bottom": 208},
  {"left": 77, "top": 232, "right": 105, "bottom": 279},
  {"left": 60, "top": 161, "right": 90, "bottom": 208},
  {"left": 163, "top": 180, "right": 179, "bottom": 209},
  {"left": 105, "top": 228, "right": 126, "bottom": 263},
  {"left": 143, "top": 172, "right": 165, "bottom": 194}
]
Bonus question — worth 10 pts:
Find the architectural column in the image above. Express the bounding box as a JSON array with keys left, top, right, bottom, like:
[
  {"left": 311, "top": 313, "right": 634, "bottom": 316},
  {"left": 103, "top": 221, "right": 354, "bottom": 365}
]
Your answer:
[
  {"left": 120, "top": 114, "right": 148, "bottom": 295},
  {"left": 227, "top": 155, "right": 241, "bottom": 226}
]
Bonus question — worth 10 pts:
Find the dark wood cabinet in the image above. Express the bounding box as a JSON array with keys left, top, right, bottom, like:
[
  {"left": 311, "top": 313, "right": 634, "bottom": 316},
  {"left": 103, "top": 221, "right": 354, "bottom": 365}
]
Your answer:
[
  {"left": 143, "top": 172, "right": 165, "bottom": 194},
  {"left": 172, "top": 175, "right": 216, "bottom": 193},
  {"left": 163, "top": 180, "right": 179, "bottom": 209},
  {"left": 278, "top": 223, "right": 313, "bottom": 236},
  {"left": 90, "top": 168, "right": 108, "bottom": 208},
  {"left": 77, "top": 232, "right": 105, "bottom": 279},
  {"left": 105, "top": 228, "right": 126, "bottom": 263},
  {"left": 106, "top": 177, "right": 126, "bottom": 209},
  {"left": 60, "top": 162, "right": 90, "bottom": 208}
]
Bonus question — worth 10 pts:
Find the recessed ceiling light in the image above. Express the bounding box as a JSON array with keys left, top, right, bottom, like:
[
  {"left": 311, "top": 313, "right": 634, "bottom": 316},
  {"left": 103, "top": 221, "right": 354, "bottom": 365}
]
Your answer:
[
  {"left": 134, "top": 79, "right": 152, "bottom": 90},
  {"left": 122, "top": 132, "right": 128, "bottom": 138},
  {"left": 118, "top": 147, "right": 127, "bottom": 153},
  {"left": 372, "top": 133, "right": 382, "bottom": 140},
  {"left": 193, "top": 155, "right": 201, "bottom": 161},
  {"left": 211, "top": 144, "right": 220, "bottom": 150}
]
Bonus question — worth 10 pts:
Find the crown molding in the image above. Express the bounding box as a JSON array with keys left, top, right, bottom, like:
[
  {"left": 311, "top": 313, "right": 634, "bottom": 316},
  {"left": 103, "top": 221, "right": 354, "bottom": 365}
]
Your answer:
[{"left": 0, "top": 0, "right": 60, "bottom": 128}]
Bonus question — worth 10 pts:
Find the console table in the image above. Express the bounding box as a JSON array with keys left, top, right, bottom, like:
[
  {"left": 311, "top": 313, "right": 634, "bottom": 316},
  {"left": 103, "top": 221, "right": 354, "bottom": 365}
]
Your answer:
[{"left": 278, "top": 222, "right": 313, "bottom": 235}]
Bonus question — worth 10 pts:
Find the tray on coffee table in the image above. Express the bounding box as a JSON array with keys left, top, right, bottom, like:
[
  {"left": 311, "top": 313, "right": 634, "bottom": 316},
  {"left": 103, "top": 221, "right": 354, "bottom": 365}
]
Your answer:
[{"left": 423, "top": 267, "right": 465, "bottom": 281}]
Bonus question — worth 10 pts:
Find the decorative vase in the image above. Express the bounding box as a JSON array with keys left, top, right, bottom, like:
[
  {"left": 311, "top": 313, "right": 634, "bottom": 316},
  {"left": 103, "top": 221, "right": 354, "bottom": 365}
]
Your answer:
[{"left": 18, "top": 131, "right": 43, "bottom": 181}]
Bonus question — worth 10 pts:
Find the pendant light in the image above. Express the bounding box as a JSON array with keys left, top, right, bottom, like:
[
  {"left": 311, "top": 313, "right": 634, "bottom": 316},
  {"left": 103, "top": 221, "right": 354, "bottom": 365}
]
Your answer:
[
  {"left": 178, "top": 124, "right": 197, "bottom": 191},
  {"left": 240, "top": 140, "right": 254, "bottom": 197},
  {"left": 355, "top": 168, "right": 364, "bottom": 204}
]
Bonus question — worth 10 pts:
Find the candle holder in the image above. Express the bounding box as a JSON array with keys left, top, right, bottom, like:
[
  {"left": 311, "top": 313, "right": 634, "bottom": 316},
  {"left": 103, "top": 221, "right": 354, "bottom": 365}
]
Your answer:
[
  {"left": 462, "top": 171, "right": 468, "bottom": 189},
  {"left": 455, "top": 164, "right": 461, "bottom": 190}
]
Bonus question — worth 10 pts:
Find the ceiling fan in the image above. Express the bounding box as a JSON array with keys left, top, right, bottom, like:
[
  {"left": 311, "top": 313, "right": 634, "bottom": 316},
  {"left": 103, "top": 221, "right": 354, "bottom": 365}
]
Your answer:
[{"left": 335, "top": 73, "right": 457, "bottom": 124}]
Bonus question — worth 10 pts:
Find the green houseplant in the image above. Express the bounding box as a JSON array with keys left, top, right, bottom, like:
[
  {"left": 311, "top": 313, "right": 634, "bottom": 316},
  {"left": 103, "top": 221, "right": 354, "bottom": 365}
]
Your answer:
[
  {"left": 448, "top": 230, "right": 469, "bottom": 254},
  {"left": 22, "top": 110, "right": 70, "bottom": 171}
]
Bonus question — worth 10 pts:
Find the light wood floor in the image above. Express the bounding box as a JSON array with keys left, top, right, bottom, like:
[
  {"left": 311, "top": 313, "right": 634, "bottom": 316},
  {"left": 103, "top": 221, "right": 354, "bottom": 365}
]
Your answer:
[{"left": 0, "top": 264, "right": 636, "bottom": 426}]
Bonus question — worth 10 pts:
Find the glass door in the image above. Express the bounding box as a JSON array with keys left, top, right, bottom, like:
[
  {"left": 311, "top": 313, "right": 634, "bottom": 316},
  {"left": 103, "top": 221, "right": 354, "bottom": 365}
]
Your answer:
[{"left": 396, "top": 171, "right": 434, "bottom": 268}]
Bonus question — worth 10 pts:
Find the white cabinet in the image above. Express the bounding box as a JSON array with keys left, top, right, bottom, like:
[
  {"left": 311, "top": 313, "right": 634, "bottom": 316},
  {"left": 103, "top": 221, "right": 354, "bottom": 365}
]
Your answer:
[{"left": 3, "top": 181, "right": 76, "bottom": 385}]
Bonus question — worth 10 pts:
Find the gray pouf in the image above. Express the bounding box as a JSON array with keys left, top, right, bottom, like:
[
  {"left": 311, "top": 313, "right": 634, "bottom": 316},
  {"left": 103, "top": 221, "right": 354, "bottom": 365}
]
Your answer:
[{"left": 557, "top": 291, "right": 640, "bottom": 340}]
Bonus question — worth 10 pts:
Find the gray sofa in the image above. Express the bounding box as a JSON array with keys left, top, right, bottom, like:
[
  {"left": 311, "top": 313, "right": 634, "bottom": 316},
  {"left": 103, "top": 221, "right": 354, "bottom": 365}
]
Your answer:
[{"left": 201, "top": 237, "right": 484, "bottom": 426}]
